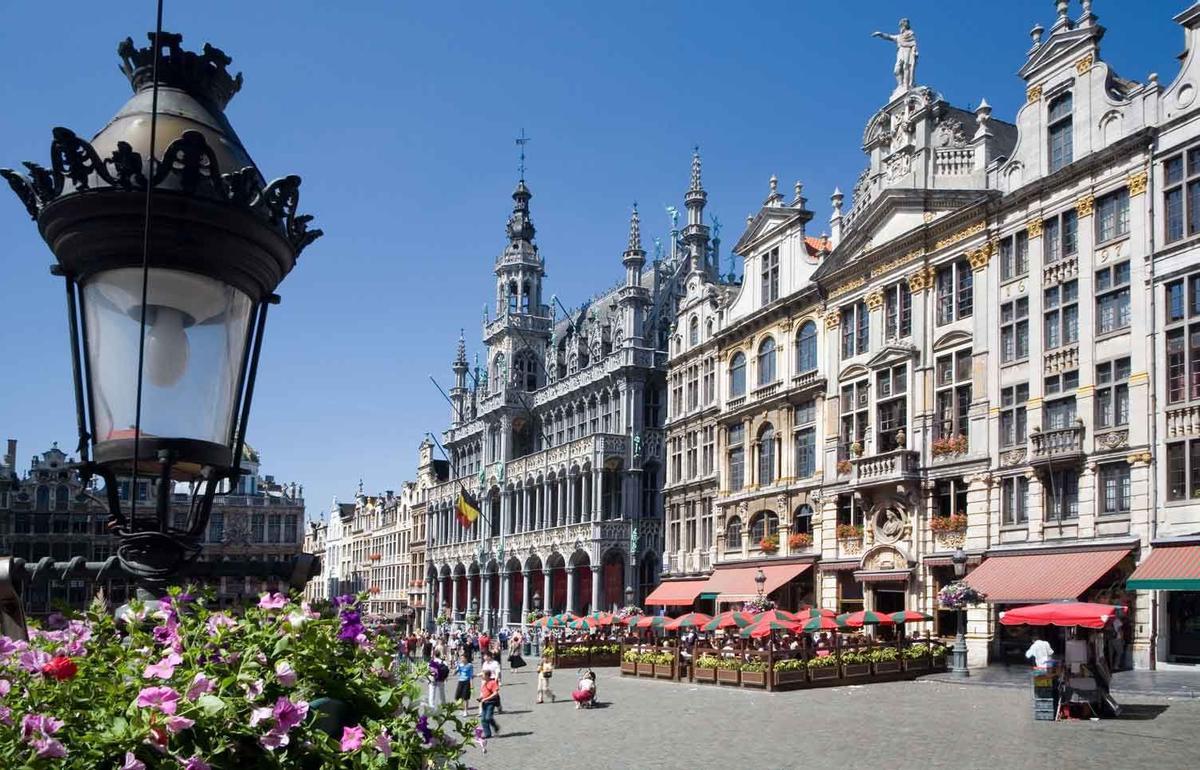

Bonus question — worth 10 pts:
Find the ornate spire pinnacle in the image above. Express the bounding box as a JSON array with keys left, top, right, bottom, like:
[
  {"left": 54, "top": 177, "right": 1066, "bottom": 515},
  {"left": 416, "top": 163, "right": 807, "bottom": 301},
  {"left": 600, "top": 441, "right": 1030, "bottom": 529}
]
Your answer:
[
  {"left": 626, "top": 203, "right": 643, "bottom": 254},
  {"left": 454, "top": 329, "right": 468, "bottom": 369},
  {"left": 505, "top": 178, "right": 536, "bottom": 246},
  {"left": 690, "top": 146, "right": 702, "bottom": 192}
]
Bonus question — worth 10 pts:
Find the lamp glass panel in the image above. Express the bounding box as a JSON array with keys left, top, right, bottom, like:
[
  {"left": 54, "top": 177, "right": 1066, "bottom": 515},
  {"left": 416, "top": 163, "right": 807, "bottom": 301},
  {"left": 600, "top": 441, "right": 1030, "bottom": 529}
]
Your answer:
[{"left": 83, "top": 267, "right": 253, "bottom": 450}]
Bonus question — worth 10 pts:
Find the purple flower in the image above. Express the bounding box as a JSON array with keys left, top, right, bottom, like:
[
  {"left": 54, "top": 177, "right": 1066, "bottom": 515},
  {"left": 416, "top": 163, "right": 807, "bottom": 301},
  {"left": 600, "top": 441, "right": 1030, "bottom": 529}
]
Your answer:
[
  {"left": 272, "top": 696, "right": 309, "bottom": 732},
  {"left": 473, "top": 725, "right": 486, "bottom": 750},
  {"left": 45, "top": 612, "right": 67, "bottom": 630},
  {"left": 257, "top": 592, "right": 288, "bottom": 610},
  {"left": 18, "top": 649, "right": 50, "bottom": 673},
  {"left": 182, "top": 755, "right": 211, "bottom": 770},
  {"left": 333, "top": 594, "right": 356, "bottom": 607},
  {"left": 0, "top": 706, "right": 11, "bottom": 726},
  {"left": 143, "top": 651, "right": 183, "bottom": 680},
  {"left": 259, "top": 730, "right": 290, "bottom": 751},
  {"left": 205, "top": 613, "right": 236, "bottom": 636},
  {"left": 416, "top": 715, "right": 436, "bottom": 748},
  {"left": 248, "top": 706, "right": 273, "bottom": 727},
  {"left": 244, "top": 679, "right": 264, "bottom": 700},
  {"left": 119, "top": 751, "right": 147, "bottom": 770},
  {"left": 20, "top": 713, "right": 63, "bottom": 740},
  {"left": 32, "top": 737, "right": 67, "bottom": 758},
  {"left": 340, "top": 725, "right": 365, "bottom": 752},
  {"left": 136, "top": 686, "right": 180, "bottom": 715},
  {"left": 274, "top": 660, "right": 297, "bottom": 688},
  {"left": 374, "top": 729, "right": 393, "bottom": 757},
  {"left": 185, "top": 673, "right": 214, "bottom": 702},
  {"left": 165, "top": 715, "right": 195, "bottom": 734},
  {"left": 0, "top": 678, "right": 10, "bottom": 697}
]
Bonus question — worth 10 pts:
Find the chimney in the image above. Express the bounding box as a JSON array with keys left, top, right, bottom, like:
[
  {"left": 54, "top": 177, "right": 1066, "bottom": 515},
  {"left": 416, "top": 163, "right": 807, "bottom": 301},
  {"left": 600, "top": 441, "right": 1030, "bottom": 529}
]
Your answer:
[{"left": 4, "top": 439, "right": 16, "bottom": 470}]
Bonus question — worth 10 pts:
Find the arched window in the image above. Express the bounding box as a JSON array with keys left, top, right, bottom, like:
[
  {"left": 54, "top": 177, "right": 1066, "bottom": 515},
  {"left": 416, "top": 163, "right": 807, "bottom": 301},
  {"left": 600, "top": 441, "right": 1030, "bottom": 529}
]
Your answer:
[
  {"left": 729, "top": 352, "right": 746, "bottom": 397},
  {"left": 757, "top": 337, "right": 776, "bottom": 386},
  {"left": 55, "top": 484, "right": 69, "bottom": 512},
  {"left": 507, "top": 281, "right": 519, "bottom": 314},
  {"left": 795, "top": 321, "right": 817, "bottom": 373},
  {"left": 758, "top": 424, "right": 776, "bottom": 485},
  {"left": 514, "top": 352, "right": 538, "bottom": 391},
  {"left": 1048, "top": 92, "right": 1073, "bottom": 172},
  {"left": 688, "top": 316, "right": 699, "bottom": 347},
  {"left": 35, "top": 486, "right": 49, "bottom": 512},
  {"left": 725, "top": 516, "right": 743, "bottom": 548},
  {"left": 793, "top": 504, "right": 814, "bottom": 534},
  {"left": 749, "top": 511, "right": 779, "bottom": 544}
]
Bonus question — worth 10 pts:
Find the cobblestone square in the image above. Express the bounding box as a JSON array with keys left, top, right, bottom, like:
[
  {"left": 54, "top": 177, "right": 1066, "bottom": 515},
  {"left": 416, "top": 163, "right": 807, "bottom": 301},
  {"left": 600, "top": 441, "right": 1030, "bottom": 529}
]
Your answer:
[{"left": 470, "top": 667, "right": 1198, "bottom": 770}]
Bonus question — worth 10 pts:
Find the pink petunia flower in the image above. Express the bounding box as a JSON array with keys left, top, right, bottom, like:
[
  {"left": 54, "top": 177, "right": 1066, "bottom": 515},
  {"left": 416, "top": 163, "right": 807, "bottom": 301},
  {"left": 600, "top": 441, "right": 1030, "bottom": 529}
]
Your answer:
[
  {"left": 374, "top": 729, "right": 393, "bottom": 757},
  {"left": 244, "top": 679, "right": 264, "bottom": 700},
  {"left": 0, "top": 706, "right": 11, "bottom": 726},
  {"left": 204, "top": 613, "right": 236, "bottom": 636},
  {"left": 340, "top": 725, "right": 365, "bottom": 752},
  {"left": 20, "top": 713, "right": 63, "bottom": 740},
  {"left": 32, "top": 737, "right": 67, "bottom": 758},
  {"left": 183, "top": 755, "right": 212, "bottom": 770},
  {"left": 165, "top": 715, "right": 195, "bottom": 734},
  {"left": 257, "top": 592, "right": 288, "bottom": 611},
  {"left": 119, "top": 751, "right": 147, "bottom": 770},
  {"left": 142, "top": 651, "right": 182, "bottom": 680},
  {"left": 17, "top": 649, "right": 50, "bottom": 673},
  {"left": 185, "top": 672, "right": 214, "bottom": 702},
  {"left": 273, "top": 696, "right": 309, "bottom": 732},
  {"left": 135, "top": 686, "right": 180, "bottom": 715},
  {"left": 259, "top": 730, "right": 290, "bottom": 751},
  {"left": 248, "top": 706, "right": 273, "bottom": 728},
  {"left": 274, "top": 660, "right": 297, "bottom": 687},
  {"left": 0, "top": 678, "right": 10, "bottom": 697}
]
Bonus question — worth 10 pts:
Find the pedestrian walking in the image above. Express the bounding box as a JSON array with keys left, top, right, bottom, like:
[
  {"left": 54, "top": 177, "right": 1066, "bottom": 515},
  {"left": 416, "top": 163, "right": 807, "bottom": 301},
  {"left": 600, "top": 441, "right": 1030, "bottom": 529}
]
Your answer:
[
  {"left": 427, "top": 648, "right": 449, "bottom": 708},
  {"left": 535, "top": 656, "right": 555, "bottom": 704},
  {"left": 477, "top": 669, "right": 501, "bottom": 742},
  {"left": 454, "top": 651, "right": 475, "bottom": 716},
  {"left": 481, "top": 652, "right": 502, "bottom": 713}
]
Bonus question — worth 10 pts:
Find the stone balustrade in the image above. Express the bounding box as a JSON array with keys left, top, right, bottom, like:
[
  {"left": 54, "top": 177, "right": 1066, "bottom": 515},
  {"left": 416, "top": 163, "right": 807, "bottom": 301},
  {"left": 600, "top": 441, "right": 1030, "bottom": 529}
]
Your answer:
[
  {"left": 1030, "top": 424, "right": 1085, "bottom": 463},
  {"left": 1044, "top": 345, "right": 1079, "bottom": 375},
  {"left": 852, "top": 449, "right": 920, "bottom": 483},
  {"left": 934, "top": 147, "right": 975, "bottom": 176},
  {"left": 1166, "top": 404, "right": 1200, "bottom": 438},
  {"left": 1042, "top": 255, "right": 1078, "bottom": 286}
]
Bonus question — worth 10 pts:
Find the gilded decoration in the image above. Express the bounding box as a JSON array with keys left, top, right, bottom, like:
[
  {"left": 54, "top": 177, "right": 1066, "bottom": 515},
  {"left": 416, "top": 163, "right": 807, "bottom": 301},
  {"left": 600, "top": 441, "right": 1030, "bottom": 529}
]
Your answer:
[
  {"left": 1027, "top": 84, "right": 1043, "bottom": 103},
  {"left": 1075, "top": 53, "right": 1094, "bottom": 75},
  {"left": 966, "top": 241, "right": 995, "bottom": 271},
  {"left": 864, "top": 288, "right": 885, "bottom": 311},
  {"left": 824, "top": 310, "right": 842, "bottom": 329},
  {"left": 828, "top": 276, "right": 867, "bottom": 300},
  {"left": 1076, "top": 194, "right": 1095, "bottom": 218},
  {"left": 1128, "top": 170, "right": 1148, "bottom": 197},
  {"left": 870, "top": 249, "right": 924, "bottom": 279},
  {"left": 934, "top": 221, "right": 986, "bottom": 251},
  {"left": 906, "top": 265, "right": 936, "bottom": 293},
  {"left": 1027, "top": 218, "right": 1044, "bottom": 238}
]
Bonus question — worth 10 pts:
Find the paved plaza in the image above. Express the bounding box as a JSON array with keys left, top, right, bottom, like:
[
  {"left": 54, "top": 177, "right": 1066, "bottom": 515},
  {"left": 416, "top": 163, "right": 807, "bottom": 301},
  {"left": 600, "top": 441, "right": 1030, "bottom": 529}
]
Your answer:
[{"left": 469, "top": 666, "right": 1199, "bottom": 770}]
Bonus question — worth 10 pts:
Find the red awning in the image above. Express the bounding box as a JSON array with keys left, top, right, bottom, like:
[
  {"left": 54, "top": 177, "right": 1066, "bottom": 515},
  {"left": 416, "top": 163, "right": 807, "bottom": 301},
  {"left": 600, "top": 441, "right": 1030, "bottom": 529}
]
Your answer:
[
  {"left": 703, "top": 563, "right": 812, "bottom": 602},
  {"left": 1127, "top": 544, "right": 1200, "bottom": 590},
  {"left": 963, "top": 547, "right": 1130, "bottom": 603},
  {"left": 644, "top": 579, "right": 709, "bottom": 607}
]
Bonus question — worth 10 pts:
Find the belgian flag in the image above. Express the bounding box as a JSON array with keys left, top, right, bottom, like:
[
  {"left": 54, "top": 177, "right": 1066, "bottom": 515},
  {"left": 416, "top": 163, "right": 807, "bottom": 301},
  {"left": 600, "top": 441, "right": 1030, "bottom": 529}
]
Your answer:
[{"left": 455, "top": 489, "right": 481, "bottom": 528}]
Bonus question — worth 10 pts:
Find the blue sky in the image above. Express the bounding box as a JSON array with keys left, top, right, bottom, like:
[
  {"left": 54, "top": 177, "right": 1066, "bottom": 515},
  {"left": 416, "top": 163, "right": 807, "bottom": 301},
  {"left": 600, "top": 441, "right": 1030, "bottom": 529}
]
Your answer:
[{"left": 0, "top": 1, "right": 1182, "bottom": 519}]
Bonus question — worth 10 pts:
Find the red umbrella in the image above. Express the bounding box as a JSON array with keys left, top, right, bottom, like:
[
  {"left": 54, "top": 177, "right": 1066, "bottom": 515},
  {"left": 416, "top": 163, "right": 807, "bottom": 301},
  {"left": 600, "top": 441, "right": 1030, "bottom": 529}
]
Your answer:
[
  {"left": 635, "top": 615, "right": 668, "bottom": 629},
  {"left": 837, "top": 610, "right": 896, "bottom": 627},
  {"left": 702, "top": 611, "right": 755, "bottom": 632},
  {"left": 799, "top": 615, "right": 844, "bottom": 633},
  {"left": 740, "top": 618, "right": 800, "bottom": 638},
  {"left": 793, "top": 607, "right": 837, "bottom": 621},
  {"left": 999, "top": 602, "right": 1127, "bottom": 630},
  {"left": 889, "top": 610, "right": 934, "bottom": 624},
  {"left": 752, "top": 609, "right": 800, "bottom": 624},
  {"left": 664, "top": 612, "right": 713, "bottom": 631},
  {"left": 585, "top": 611, "right": 616, "bottom": 626}
]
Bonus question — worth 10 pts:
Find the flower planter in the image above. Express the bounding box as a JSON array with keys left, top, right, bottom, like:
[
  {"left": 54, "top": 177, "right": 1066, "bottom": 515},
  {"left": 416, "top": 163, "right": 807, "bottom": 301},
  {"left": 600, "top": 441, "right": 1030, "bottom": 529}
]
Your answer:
[
  {"left": 741, "top": 670, "right": 767, "bottom": 687},
  {"left": 842, "top": 662, "right": 872, "bottom": 678},
  {"left": 692, "top": 666, "right": 717, "bottom": 684},
  {"left": 654, "top": 663, "right": 675, "bottom": 679},
  {"left": 636, "top": 662, "right": 656, "bottom": 677},
  {"left": 773, "top": 668, "right": 808, "bottom": 687},
  {"left": 808, "top": 665, "right": 840, "bottom": 681},
  {"left": 620, "top": 661, "right": 638, "bottom": 675},
  {"left": 932, "top": 654, "right": 948, "bottom": 671},
  {"left": 904, "top": 656, "right": 930, "bottom": 672},
  {"left": 716, "top": 667, "right": 741, "bottom": 686},
  {"left": 873, "top": 660, "right": 903, "bottom": 675}
]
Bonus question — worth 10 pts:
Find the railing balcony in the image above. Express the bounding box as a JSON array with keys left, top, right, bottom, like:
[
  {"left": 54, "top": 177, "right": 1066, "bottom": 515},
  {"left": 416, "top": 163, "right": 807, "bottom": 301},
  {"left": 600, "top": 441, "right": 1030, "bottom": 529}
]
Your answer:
[
  {"left": 1029, "top": 423, "right": 1085, "bottom": 467},
  {"left": 1044, "top": 345, "right": 1079, "bottom": 375},
  {"left": 1166, "top": 404, "right": 1200, "bottom": 438},
  {"left": 727, "top": 395, "right": 746, "bottom": 410},
  {"left": 752, "top": 381, "right": 780, "bottom": 400},
  {"left": 1042, "top": 255, "right": 1078, "bottom": 287},
  {"left": 851, "top": 449, "right": 920, "bottom": 484},
  {"left": 699, "top": 548, "right": 714, "bottom": 572},
  {"left": 934, "top": 147, "right": 975, "bottom": 176},
  {"left": 791, "top": 370, "right": 823, "bottom": 391}
]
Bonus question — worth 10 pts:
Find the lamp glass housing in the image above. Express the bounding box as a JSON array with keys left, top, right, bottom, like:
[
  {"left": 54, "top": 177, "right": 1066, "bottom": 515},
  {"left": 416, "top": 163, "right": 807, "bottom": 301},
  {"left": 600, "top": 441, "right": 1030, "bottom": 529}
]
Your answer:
[{"left": 82, "top": 267, "right": 253, "bottom": 459}]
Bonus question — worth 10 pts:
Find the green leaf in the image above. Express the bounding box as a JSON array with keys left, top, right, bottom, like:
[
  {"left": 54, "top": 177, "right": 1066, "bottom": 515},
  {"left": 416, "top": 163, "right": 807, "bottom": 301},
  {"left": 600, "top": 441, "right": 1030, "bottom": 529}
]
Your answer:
[
  {"left": 196, "top": 694, "right": 226, "bottom": 716},
  {"left": 273, "top": 635, "right": 291, "bottom": 656}
]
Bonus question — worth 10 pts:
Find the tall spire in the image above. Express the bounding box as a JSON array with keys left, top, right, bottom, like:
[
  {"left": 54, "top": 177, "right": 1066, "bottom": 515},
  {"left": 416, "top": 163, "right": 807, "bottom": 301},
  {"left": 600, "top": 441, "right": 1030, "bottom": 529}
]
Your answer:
[
  {"left": 683, "top": 147, "right": 710, "bottom": 277},
  {"left": 623, "top": 203, "right": 646, "bottom": 286},
  {"left": 505, "top": 179, "right": 536, "bottom": 246},
  {"left": 690, "top": 146, "right": 702, "bottom": 192},
  {"left": 454, "top": 329, "right": 468, "bottom": 370},
  {"left": 626, "top": 203, "right": 643, "bottom": 254}
]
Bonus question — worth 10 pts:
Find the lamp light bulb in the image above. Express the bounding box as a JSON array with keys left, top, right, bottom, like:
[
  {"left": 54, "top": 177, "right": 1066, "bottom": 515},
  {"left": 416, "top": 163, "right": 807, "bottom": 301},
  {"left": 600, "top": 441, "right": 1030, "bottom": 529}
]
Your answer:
[{"left": 145, "top": 306, "right": 190, "bottom": 387}]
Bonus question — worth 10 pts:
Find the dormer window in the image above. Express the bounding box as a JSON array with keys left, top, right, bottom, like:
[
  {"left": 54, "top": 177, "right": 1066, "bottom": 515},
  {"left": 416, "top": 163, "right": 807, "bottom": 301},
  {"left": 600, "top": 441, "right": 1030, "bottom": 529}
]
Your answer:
[
  {"left": 761, "top": 247, "right": 780, "bottom": 305},
  {"left": 1048, "top": 92, "right": 1073, "bottom": 173}
]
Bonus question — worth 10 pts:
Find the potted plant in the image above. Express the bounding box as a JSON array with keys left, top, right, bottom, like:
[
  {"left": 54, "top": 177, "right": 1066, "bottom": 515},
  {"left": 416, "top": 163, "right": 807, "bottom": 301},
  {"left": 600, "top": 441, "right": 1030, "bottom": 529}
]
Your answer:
[
  {"left": 771, "top": 657, "right": 809, "bottom": 687},
  {"left": 740, "top": 659, "right": 768, "bottom": 687},
  {"left": 930, "top": 513, "right": 968, "bottom": 534},
  {"left": 850, "top": 440, "right": 863, "bottom": 457},
  {"left": 636, "top": 651, "right": 656, "bottom": 677},
  {"left": 931, "top": 433, "right": 968, "bottom": 458},
  {"left": 836, "top": 459, "right": 853, "bottom": 476},
  {"left": 759, "top": 533, "right": 779, "bottom": 554},
  {"left": 841, "top": 650, "right": 872, "bottom": 678},
  {"left": 903, "top": 642, "right": 931, "bottom": 671},
  {"left": 870, "top": 645, "right": 902, "bottom": 674},
  {"left": 836, "top": 523, "right": 863, "bottom": 541},
  {"left": 436, "top": 612, "right": 449, "bottom": 626},
  {"left": 930, "top": 643, "right": 949, "bottom": 669},
  {"left": 464, "top": 611, "right": 480, "bottom": 628},
  {"left": 788, "top": 532, "right": 812, "bottom": 550},
  {"left": 653, "top": 651, "right": 676, "bottom": 679},
  {"left": 620, "top": 648, "right": 639, "bottom": 675},
  {"left": 807, "top": 654, "right": 841, "bottom": 681},
  {"left": 715, "top": 657, "right": 741, "bottom": 685},
  {"left": 693, "top": 654, "right": 721, "bottom": 684},
  {"left": 741, "top": 596, "right": 776, "bottom": 613}
]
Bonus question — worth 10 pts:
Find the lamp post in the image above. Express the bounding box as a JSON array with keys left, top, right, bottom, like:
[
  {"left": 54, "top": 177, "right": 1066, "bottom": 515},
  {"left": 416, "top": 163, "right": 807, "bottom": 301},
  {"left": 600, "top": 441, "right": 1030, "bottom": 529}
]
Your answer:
[
  {"left": 0, "top": 31, "right": 321, "bottom": 639},
  {"left": 951, "top": 548, "right": 970, "bottom": 677},
  {"left": 754, "top": 568, "right": 767, "bottom": 600},
  {"left": 624, "top": 585, "right": 634, "bottom": 608},
  {"left": 470, "top": 597, "right": 479, "bottom": 629}
]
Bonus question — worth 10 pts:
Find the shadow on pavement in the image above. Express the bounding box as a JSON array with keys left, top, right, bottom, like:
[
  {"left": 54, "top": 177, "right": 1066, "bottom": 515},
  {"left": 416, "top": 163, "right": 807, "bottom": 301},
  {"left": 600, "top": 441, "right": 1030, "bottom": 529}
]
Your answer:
[
  {"left": 1116, "top": 703, "right": 1170, "bottom": 720},
  {"left": 488, "top": 732, "right": 534, "bottom": 740}
]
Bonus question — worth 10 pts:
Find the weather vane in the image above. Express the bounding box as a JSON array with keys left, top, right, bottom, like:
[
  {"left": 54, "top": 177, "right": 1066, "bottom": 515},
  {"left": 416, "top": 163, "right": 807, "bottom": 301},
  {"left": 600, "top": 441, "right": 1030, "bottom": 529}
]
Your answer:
[{"left": 516, "top": 128, "right": 531, "bottom": 180}]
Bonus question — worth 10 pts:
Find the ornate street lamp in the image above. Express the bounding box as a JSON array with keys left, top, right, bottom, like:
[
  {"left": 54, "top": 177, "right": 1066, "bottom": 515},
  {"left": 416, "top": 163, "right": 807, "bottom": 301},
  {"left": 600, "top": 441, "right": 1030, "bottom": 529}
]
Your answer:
[
  {"left": 754, "top": 568, "right": 767, "bottom": 599},
  {"left": 0, "top": 31, "right": 321, "bottom": 635},
  {"left": 624, "top": 585, "right": 634, "bottom": 607},
  {"left": 951, "top": 548, "right": 970, "bottom": 677}
]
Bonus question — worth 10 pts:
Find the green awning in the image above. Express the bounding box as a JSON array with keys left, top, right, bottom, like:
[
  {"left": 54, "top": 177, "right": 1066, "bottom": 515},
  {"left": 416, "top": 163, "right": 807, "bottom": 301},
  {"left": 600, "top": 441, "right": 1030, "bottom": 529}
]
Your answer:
[
  {"left": 1126, "top": 545, "right": 1200, "bottom": 591},
  {"left": 698, "top": 592, "right": 720, "bottom": 600}
]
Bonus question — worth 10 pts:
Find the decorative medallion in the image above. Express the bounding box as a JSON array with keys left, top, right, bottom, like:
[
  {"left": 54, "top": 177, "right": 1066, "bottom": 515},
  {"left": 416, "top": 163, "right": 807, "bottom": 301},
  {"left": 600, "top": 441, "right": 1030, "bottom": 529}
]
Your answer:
[
  {"left": 1076, "top": 194, "right": 1095, "bottom": 218},
  {"left": 1027, "top": 217, "right": 1044, "bottom": 238},
  {"left": 1027, "top": 84, "right": 1043, "bottom": 103},
  {"left": 1075, "top": 53, "right": 1094, "bottom": 75},
  {"left": 1128, "top": 170, "right": 1148, "bottom": 198}
]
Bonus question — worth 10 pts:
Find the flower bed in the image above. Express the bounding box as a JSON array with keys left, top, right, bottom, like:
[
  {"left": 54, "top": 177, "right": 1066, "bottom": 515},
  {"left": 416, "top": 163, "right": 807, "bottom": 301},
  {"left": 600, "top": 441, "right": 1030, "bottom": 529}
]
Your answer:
[
  {"left": 807, "top": 654, "right": 841, "bottom": 680},
  {"left": 771, "top": 658, "right": 808, "bottom": 686},
  {"left": 0, "top": 589, "right": 474, "bottom": 769}
]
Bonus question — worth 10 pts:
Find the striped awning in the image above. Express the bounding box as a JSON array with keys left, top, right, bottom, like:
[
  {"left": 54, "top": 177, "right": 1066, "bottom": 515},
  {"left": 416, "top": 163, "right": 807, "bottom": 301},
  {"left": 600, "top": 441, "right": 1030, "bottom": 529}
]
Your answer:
[
  {"left": 1127, "top": 544, "right": 1200, "bottom": 590},
  {"left": 963, "top": 547, "right": 1130, "bottom": 603},
  {"left": 644, "top": 579, "right": 709, "bottom": 606}
]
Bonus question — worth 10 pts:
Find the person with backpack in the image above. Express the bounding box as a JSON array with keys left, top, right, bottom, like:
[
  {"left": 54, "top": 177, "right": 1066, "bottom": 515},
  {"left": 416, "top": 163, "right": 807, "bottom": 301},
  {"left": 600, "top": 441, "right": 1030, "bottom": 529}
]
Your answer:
[{"left": 427, "top": 647, "right": 449, "bottom": 707}]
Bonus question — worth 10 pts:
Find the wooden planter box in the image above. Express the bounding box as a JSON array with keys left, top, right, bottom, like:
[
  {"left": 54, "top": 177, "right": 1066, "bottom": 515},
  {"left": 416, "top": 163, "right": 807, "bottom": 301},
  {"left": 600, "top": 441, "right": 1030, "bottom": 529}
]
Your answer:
[
  {"left": 904, "top": 656, "right": 930, "bottom": 672},
  {"left": 593, "top": 653, "right": 620, "bottom": 668},
  {"left": 808, "top": 665, "right": 840, "bottom": 681},
  {"left": 772, "top": 668, "right": 808, "bottom": 687},
  {"left": 873, "top": 660, "right": 903, "bottom": 674},
  {"left": 654, "top": 664, "right": 675, "bottom": 679},
  {"left": 636, "top": 663, "right": 655, "bottom": 677},
  {"left": 557, "top": 656, "right": 586, "bottom": 669},
  {"left": 692, "top": 666, "right": 717, "bottom": 684},
  {"left": 843, "top": 663, "right": 872, "bottom": 678},
  {"left": 932, "top": 655, "right": 948, "bottom": 670},
  {"left": 716, "top": 668, "right": 741, "bottom": 685},
  {"left": 620, "top": 661, "right": 637, "bottom": 675},
  {"left": 740, "top": 670, "right": 767, "bottom": 687}
]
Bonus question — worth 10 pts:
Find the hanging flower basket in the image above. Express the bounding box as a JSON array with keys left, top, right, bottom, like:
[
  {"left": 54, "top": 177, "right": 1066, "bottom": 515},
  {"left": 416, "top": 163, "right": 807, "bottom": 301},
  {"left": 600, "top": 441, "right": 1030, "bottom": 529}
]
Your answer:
[
  {"left": 759, "top": 534, "right": 779, "bottom": 554},
  {"left": 368, "top": 553, "right": 382, "bottom": 561},
  {"left": 615, "top": 605, "right": 644, "bottom": 623},
  {"left": 930, "top": 513, "right": 968, "bottom": 534},
  {"left": 741, "top": 596, "right": 776, "bottom": 613},
  {"left": 788, "top": 532, "right": 813, "bottom": 549},
  {"left": 931, "top": 434, "right": 968, "bottom": 458},
  {"left": 938, "top": 580, "right": 986, "bottom": 609}
]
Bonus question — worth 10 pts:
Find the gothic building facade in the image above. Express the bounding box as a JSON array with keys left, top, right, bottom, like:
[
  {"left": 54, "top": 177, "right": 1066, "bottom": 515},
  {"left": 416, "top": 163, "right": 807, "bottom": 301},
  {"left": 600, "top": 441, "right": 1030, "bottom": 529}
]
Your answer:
[
  {"left": 657, "top": 3, "right": 1200, "bottom": 669},
  {"left": 422, "top": 158, "right": 721, "bottom": 630}
]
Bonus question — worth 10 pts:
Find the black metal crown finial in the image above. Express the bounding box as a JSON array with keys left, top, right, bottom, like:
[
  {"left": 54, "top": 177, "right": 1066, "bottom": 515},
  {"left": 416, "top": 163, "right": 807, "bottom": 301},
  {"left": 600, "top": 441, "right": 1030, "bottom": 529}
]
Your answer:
[{"left": 118, "top": 31, "right": 244, "bottom": 111}]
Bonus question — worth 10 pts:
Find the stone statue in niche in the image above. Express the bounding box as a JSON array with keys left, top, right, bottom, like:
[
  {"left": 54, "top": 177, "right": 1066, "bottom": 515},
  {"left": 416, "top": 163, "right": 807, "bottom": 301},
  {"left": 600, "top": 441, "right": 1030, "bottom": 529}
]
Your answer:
[
  {"left": 872, "top": 507, "right": 907, "bottom": 545},
  {"left": 873, "top": 18, "right": 918, "bottom": 98}
]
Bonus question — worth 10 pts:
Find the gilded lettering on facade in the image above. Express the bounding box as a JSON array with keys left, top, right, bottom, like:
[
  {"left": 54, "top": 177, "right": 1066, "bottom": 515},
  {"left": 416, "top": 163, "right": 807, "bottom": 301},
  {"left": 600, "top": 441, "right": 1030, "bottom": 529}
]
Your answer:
[
  {"left": 1128, "top": 170, "right": 1148, "bottom": 197},
  {"left": 934, "top": 220, "right": 986, "bottom": 251},
  {"left": 1076, "top": 194, "right": 1095, "bottom": 218}
]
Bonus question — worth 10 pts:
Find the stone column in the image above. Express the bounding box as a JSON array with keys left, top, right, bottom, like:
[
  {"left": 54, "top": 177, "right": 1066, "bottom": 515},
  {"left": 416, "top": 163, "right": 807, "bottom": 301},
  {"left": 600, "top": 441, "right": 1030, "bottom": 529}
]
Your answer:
[
  {"left": 436, "top": 574, "right": 445, "bottom": 613},
  {"left": 542, "top": 569, "right": 552, "bottom": 612},
  {"left": 451, "top": 575, "right": 460, "bottom": 618},
  {"left": 480, "top": 571, "right": 491, "bottom": 629},
  {"left": 566, "top": 565, "right": 577, "bottom": 614},
  {"left": 559, "top": 477, "right": 568, "bottom": 526},
  {"left": 465, "top": 573, "right": 475, "bottom": 620},
  {"left": 592, "top": 468, "right": 603, "bottom": 521},
  {"left": 590, "top": 564, "right": 601, "bottom": 610},
  {"left": 520, "top": 570, "right": 531, "bottom": 628},
  {"left": 499, "top": 570, "right": 510, "bottom": 627}
]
